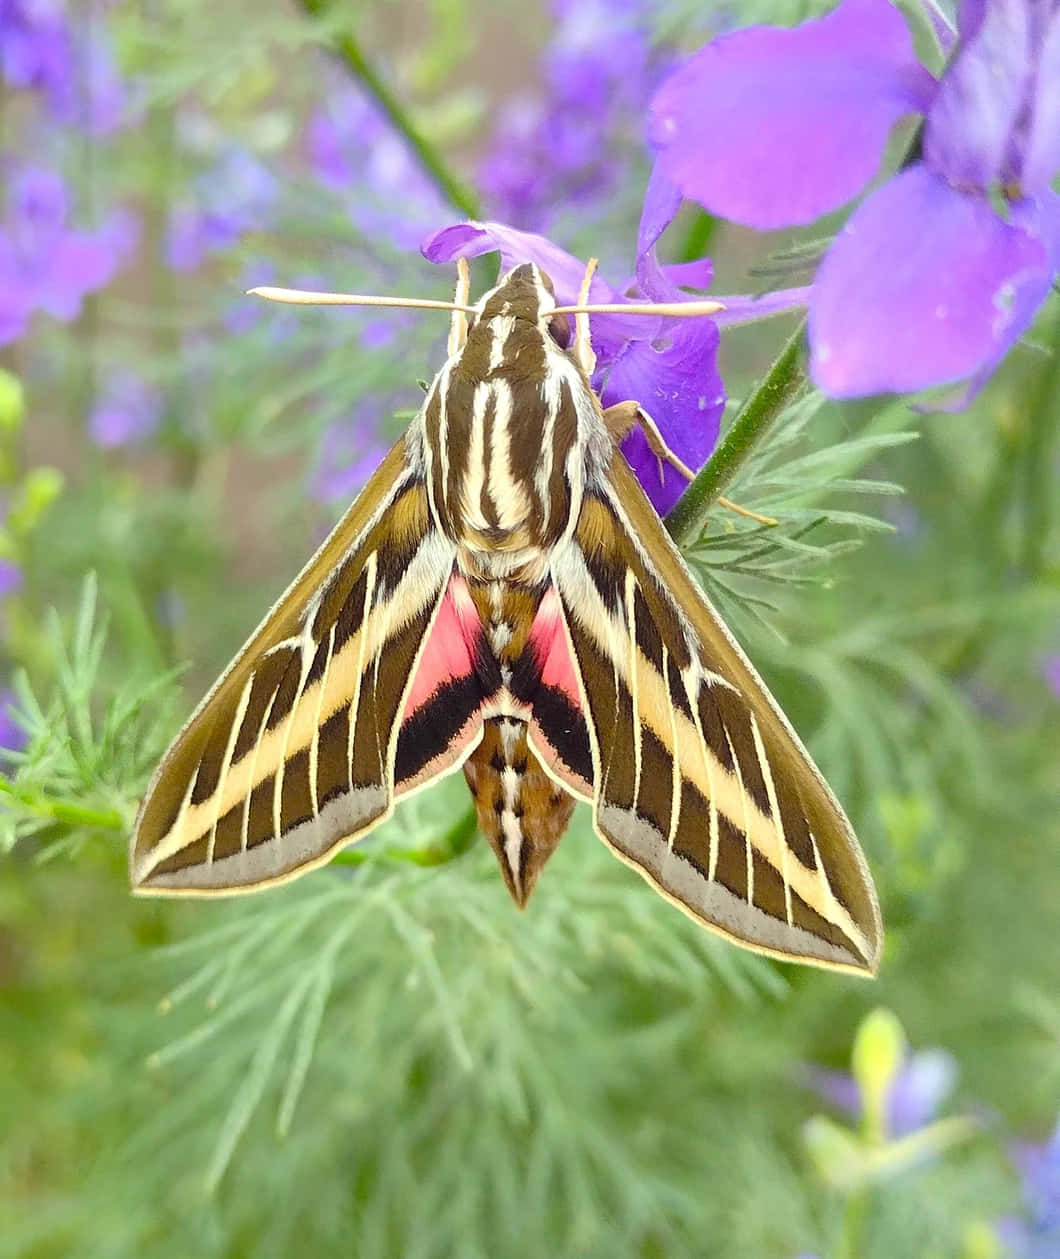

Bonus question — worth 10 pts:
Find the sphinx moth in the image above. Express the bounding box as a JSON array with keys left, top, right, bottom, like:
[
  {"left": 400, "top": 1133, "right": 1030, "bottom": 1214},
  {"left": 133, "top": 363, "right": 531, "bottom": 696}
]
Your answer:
[{"left": 130, "top": 262, "right": 881, "bottom": 974}]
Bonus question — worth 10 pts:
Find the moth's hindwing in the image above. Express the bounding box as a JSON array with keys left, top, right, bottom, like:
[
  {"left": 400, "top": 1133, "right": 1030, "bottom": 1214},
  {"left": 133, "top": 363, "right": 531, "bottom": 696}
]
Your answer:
[
  {"left": 552, "top": 449, "right": 882, "bottom": 974},
  {"left": 130, "top": 437, "right": 488, "bottom": 894}
]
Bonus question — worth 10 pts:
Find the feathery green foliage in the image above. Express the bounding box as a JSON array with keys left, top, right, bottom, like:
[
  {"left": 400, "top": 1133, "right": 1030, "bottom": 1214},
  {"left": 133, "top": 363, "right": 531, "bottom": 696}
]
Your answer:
[{"left": 2, "top": 2, "right": 1058, "bottom": 1258}]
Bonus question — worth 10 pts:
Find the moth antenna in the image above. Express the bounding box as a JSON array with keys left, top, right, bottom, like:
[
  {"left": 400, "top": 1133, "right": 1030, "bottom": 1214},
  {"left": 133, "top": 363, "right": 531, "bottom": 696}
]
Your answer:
[
  {"left": 248, "top": 286, "right": 477, "bottom": 315},
  {"left": 553, "top": 299, "right": 726, "bottom": 318},
  {"left": 572, "top": 257, "right": 599, "bottom": 376},
  {"left": 448, "top": 258, "right": 471, "bottom": 356}
]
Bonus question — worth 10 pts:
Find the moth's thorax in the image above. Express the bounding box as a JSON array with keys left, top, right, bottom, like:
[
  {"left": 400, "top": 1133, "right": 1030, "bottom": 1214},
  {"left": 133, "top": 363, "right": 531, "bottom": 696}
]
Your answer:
[{"left": 418, "top": 264, "right": 609, "bottom": 585}]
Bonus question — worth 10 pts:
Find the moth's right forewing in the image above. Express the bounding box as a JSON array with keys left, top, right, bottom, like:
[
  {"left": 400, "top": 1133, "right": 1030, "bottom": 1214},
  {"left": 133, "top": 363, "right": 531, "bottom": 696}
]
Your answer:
[
  {"left": 131, "top": 437, "right": 459, "bottom": 895},
  {"left": 553, "top": 451, "right": 882, "bottom": 974}
]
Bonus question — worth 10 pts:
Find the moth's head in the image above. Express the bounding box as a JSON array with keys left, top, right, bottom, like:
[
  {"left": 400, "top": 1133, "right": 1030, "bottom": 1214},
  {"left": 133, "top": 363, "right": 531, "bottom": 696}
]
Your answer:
[{"left": 473, "top": 263, "right": 572, "bottom": 349}]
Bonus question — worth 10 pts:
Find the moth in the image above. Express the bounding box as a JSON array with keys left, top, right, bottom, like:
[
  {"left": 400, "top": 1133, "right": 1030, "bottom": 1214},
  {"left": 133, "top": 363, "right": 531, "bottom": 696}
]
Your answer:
[{"left": 130, "top": 260, "right": 881, "bottom": 974}]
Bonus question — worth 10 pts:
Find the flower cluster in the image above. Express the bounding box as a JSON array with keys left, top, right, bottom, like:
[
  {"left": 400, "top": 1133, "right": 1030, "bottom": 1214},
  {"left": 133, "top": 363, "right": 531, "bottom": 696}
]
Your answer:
[
  {"left": 307, "top": 86, "right": 450, "bottom": 251},
  {"left": 1, "top": 0, "right": 127, "bottom": 134},
  {"left": 999, "top": 1117, "right": 1060, "bottom": 1258},
  {"left": 89, "top": 372, "right": 165, "bottom": 450},
  {"left": 0, "top": 165, "right": 138, "bottom": 345},
  {"left": 478, "top": 0, "right": 666, "bottom": 231},
  {"left": 649, "top": 0, "right": 1060, "bottom": 402},
  {"left": 166, "top": 144, "right": 278, "bottom": 273}
]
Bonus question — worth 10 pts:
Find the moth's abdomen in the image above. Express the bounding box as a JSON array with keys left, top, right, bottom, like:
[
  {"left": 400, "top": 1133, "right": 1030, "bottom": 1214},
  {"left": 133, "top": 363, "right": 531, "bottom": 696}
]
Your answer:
[{"left": 463, "top": 717, "right": 576, "bottom": 907}]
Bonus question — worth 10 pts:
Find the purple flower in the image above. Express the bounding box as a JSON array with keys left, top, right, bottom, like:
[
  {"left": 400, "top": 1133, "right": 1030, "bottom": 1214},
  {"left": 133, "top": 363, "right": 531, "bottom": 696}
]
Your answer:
[
  {"left": 305, "top": 88, "right": 448, "bottom": 252},
  {"left": 0, "top": 0, "right": 73, "bottom": 103},
  {"left": 0, "top": 165, "right": 139, "bottom": 343},
  {"left": 423, "top": 196, "right": 726, "bottom": 515},
  {"left": 0, "top": 559, "right": 23, "bottom": 600},
  {"left": 165, "top": 148, "right": 276, "bottom": 272},
  {"left": 999, "top": 1117, "right": 1060, "bottom": 1257},
  {"left": 1044, "top": 655, "right": 1060, "bottom": 698},
  {"left": 806, "top": 1047, "right": 957, "bottom": 1139},
  {"left": 0, "top": 686, "right": 26, "bottom": 755},
  {"left": 0, "top": 2, "right": 128, "bottom": 133},
  {"left": 649, "top": 0, "right": 1060, "bottom": 402},
  {"left": 89, "top": 371, "right": 164, "bottom": 448},
  {"left": 479, "top": 0, "right": 664, "bottom": 229},
  {"left": 312, "top": 411, "right": 389, "bottom": 505}
]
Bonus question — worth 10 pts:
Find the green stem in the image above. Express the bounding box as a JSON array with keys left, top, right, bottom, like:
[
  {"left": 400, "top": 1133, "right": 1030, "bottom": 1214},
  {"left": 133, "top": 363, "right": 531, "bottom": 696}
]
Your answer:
[
  {"left": 297, "top": 0, "right": 480, "bottom": 219},
  {"left": 1018, "top": 301, "right": 1060, "bottom": 578},
  {"left": 836, "top": 1186, "right": 870, "bottom": 1259},
  {"left": 0, "top": 777, "right": 125, "bottom": 831},
  {"left": 665, "top": 321, "right": 806, "bottom": 547}
]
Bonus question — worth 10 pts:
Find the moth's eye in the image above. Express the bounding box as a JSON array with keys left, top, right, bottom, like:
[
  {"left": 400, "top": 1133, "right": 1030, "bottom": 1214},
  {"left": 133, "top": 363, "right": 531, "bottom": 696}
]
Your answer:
[{"left": 548, "top": 313, "right": 572, "bottom": 349}]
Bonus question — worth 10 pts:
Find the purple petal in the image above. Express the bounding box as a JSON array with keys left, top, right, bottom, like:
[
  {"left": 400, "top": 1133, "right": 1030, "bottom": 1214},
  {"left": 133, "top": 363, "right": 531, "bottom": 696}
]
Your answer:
[
  {"left": 601, "top": 318, "right": 725, "bottom": 515},
  {"left": 1023, "top": 5, "right": 1060, "bottom": 192},
  {"left": 924, "top": 0, "right": 1031, "bottom": 190},
  {"left": 307, "top": 110, "right": 355, "bottom": 190},
  {"left": 1045, "top": 655, "right": 1060, "bottom": 698},
  {"left": 933, "top": 189, "right": 1060, "bottom": 407},
  {"left": 634, "top": 163, "right": 683, "bottom": 300},
  {"left": 712, "top": 286, "right": 810, "bottom": 327},
  {"left": 1010, "top": 1116, "right": 1060, "bottom": 1238},
  {"left": 37, "top": 232, "right": 116, "bottom": 319},
  {"left": 0, "top": 687, "right": 25, "bottom": 755},
  {"left": 662, "top": 259, "right": 714, "bottom": 289},
  {"left": 649, "top": 0, "right": 935, "bottom": 230},
  {"left": 313, "top": 417, "right": 389, "bottom": 504},
  {"left": 422, "top": 221, "right": 614, "bottom": 306},
  {"left": 165, "top": 208, "right": 207, "bottom": 272},
  {"left": 804, "top": 1066, "right": 861, "bottom": 1118},
  {"left": 0, "top": 559, "right": 23, "bottom": 599},
  {"left": 957, "top": 0, "right": 986, "bottom": 41},
  {"left": 0, "top": 234, "right": 31, "bottom": 345},
  {"left": 89, "top": 372, "right": 163, "bottom": 448},
  {"left": 10, "top": 164, "right": 68, "bottom": 237},
  {"left": 809, "top": 164, "right": 1052, "bottom": 397},
  {"left": 422, "top": 220, "right": 645, "bottom": 358},
  {"left": 886, "top": 1049, "right": 957, "bottom": 1137}
]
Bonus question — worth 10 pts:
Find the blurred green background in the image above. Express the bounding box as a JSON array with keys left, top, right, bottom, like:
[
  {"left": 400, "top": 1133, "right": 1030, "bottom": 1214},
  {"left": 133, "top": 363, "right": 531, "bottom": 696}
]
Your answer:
[{"left": 1, "top": 2, "right": 1058, "bottom": 1256}]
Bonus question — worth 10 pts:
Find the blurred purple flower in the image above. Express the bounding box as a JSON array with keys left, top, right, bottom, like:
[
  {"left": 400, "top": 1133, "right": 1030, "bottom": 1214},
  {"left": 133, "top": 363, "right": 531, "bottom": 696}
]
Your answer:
[
  {"left": 649, "top": 0, "right": 1060, "bottom": 402},
  {"left": 89, "top": 371, "right": 164, "bottom": 448},
  {"left": 0, "top": 686, "right": 25, "bottom": 755},
  {"left": 166, "top": 148, "right": 276, "bottom": 272},
  {"left": 0, "top": 559, "right": 23, "bottom": 599},
  {"left": 61, "top": 23, "right": 128, "bottom": 135},
  {"left": 998, "top": 1117, "right": 1060, "bottom": 1258},
  {"left": 424, "top": 192, "right": 727, "bottom": 515},
  {"left": 1044, "top": 655, "right": 1060, "bottom": 697},
  {"left": 1, "top": 2, "right": 128, "bottom": 133},
  {"left": 312, "top": 411, "right": 389, "bottom": 504},
  {"left": 0, "top": 0, "right": 73, "bottom": 103},
  {"left": 0, "top": 165, "right": 139, "bottom": 343},
  {"left": 306, "top": 88, "right": 448, "bottom": 252},
  {"left": 479, "top": 0, "right": 666, "bottom": 229},
  {"left": 806, "top": 1046, "right": 957, "bottom": 1139}
]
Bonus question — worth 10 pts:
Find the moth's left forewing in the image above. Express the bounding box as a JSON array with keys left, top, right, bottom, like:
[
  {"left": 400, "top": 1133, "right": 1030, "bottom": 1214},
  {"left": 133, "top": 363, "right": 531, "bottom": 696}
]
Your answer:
[
  {"left": 553, "top": 451, "right": 882, "bottom": 974},
  {"left": 130, "top": 438, "right": 471, "bottom": 895}
]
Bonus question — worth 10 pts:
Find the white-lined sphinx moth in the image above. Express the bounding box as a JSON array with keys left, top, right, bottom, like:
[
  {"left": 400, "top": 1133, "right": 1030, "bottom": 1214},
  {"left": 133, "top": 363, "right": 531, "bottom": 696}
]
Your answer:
[{"left": 131, "top": 262, "right": 881, "bottom": 974}]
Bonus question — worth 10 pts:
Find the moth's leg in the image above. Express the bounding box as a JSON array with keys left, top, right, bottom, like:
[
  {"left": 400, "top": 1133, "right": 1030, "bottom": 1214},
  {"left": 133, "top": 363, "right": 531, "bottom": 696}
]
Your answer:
[
  {"left": 603, "top": 401, "right": 696, "bottom": 482},
  {"left": 571, "top": 257, "right": 599, "bottom": 377},
  {"left": 603, "top": 400, "right": 776, "bottom": 525},
  {"left": 448, "top": 257, "right": 470, "bottom": 356}
]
